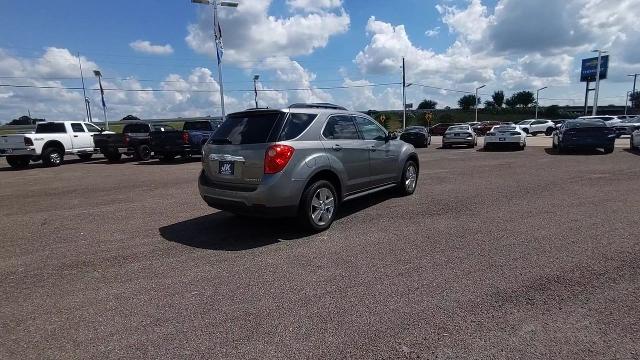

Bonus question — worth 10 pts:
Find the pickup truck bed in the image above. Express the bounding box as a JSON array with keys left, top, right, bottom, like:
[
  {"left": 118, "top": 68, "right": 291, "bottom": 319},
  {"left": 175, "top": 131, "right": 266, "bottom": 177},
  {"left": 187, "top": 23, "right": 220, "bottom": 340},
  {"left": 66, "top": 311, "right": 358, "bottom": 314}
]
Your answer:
[
  {"left": 94, "top": 123, "right": 175, "bottom": 162},
  {"left": 150, "top": 120, "right": 222, "bottom": 161}
]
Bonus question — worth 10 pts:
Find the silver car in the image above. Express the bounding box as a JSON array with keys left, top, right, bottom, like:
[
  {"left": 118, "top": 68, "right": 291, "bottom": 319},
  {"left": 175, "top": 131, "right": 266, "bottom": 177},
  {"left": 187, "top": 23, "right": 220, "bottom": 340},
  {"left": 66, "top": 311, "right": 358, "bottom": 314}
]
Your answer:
[
  {"left": 198, "top": 104, "right": 419, "bottom": 231},
  {"left": 442, "top": 125, "right": 477, "bottom": 148}
]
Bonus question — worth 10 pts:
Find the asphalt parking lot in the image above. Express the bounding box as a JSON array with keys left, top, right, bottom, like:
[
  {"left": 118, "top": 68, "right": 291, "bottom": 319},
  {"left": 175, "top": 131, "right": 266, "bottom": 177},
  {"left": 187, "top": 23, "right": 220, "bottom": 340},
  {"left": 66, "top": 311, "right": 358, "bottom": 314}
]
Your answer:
[{"left": 1, "top": 141, "right": 639, "bottom": 359}]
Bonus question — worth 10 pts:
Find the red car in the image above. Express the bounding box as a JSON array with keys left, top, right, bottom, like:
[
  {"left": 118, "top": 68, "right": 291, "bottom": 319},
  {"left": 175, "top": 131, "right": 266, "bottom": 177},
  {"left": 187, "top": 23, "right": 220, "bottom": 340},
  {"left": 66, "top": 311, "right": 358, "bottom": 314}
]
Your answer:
[
  {"left": 430, "top": 123, "right": 463, "bottom": 136},
  {"left": 473, "top": 121, "right": 501, "bottom": 136}
]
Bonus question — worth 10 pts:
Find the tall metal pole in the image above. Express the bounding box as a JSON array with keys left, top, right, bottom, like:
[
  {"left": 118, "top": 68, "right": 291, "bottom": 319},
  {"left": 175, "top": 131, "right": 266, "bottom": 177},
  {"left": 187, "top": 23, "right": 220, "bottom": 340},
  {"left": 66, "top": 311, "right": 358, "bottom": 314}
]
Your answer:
[
  {"left": 212, "top": 1, "right": 226, "bottom": 119},
  {"left": 535, "top": 87, "right": 547, "bottom": 120},
  {"left": 96, "top": 74, "right": 108, "bottom": 130},
  {"left": 86, "top": 98, "right": 93, "bottom": 123},
  {"left": 78, "top": 52, "right": 90, "bottom": 122},
  {"left": 402, "top": 57, "right": 406, "bottom": 130},
  {"left": 625, "top": 91, "right": 631, "bottom": 115},
  {"left": 630, "top": 74, "right": 638, "bottom": 95},
  {"left": 584, "top": 80, "right": 590, "bottom": 115},
  {"left": 253, "top": 75, "right": 259, "bottom": 108},
  {"left": 592, "top": 50, "right": 606, "bottom": 116},
  {"left": 475, "top": 88, "right": 479, "bottom": 123}
]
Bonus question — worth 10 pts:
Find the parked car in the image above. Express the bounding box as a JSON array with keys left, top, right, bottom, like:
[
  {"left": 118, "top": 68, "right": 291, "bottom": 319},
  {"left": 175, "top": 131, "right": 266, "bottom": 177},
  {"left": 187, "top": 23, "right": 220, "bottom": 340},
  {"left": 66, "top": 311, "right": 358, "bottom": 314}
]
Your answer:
[
  {"left": 612, "top": 117, "right": 640, "bottom": 137},
  {"left": 0, "top": 121, "right": 107, "bottom": 169},
  {"left": 400, "top": 126, "right": 431, "bottom": 148},
  {"left": 442, "top": 125, "right": 477, "bottom": 148},
  {"left": 484, "top": 125, "right": 527, "bottom": 150},
  {"left": 552, "top": 119, "right": 616, "bottom": 154},
  {"left": 473, "top": 121, "right": 501, "bottom": 136},
  {"left": 94, "top": 122, "right": 175, "bottom": 162},
  {"left": 466, "top": 122, "right": 480, "bottom": 127},
  {"left": 552, "top": 119, "right": 568, "bottom": 129},
  {"left": 632, "top": 128, "right": 640, "bottom": 151},
  {"left": 150, "top": 119, "right": 223, "bottom": 161},
  {"left": 517, "top": 119, "right": 556, "bottom": 136},
  {"left": 430, "top": 123, "right": 463, "bottom": 136},
  {"left": 577, "top": 115, "right": 621, "bottom": 127},
  {"left": 198, "top": 104, "right": 419, "bottom": 232}
]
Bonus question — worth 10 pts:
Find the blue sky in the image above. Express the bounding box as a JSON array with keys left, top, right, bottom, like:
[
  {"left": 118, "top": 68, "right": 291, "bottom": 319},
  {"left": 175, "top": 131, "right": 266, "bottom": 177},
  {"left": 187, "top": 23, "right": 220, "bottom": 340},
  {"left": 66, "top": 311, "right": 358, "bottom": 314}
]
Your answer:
[{"left": 0, "top": 0, "right": 637, "bottom": 121}]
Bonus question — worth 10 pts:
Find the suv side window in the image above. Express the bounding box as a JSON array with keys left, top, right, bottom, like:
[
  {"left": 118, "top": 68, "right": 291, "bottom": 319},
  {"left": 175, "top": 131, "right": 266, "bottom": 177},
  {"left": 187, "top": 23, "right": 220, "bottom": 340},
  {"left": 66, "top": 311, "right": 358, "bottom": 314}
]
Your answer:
[
  {"left": 279, "top": 113, "right": 317, "bottom": 141},
  {"left": 532, "top": 120, "right": 545, "bottom": 125},
  {"left": 71, "top": 123, "right": 86, "bottom": 133},
  {"left": 323, "top": 115, "right": 359, "bottom": 140},
  {"left": 354, "top": 116, "right": 386, "bottom": 141}
]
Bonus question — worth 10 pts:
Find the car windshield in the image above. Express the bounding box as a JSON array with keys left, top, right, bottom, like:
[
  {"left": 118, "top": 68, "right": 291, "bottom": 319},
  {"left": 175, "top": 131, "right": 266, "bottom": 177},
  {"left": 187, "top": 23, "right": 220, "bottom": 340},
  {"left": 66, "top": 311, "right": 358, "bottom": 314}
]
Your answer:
[
  {"left": 494, "top": 126, "right": 517, "bottom": 131},
  {"left": 447, "top": 126, "right": 469, "bottom": 131},
  {"left": 565, "top": 120, "right": 607, "bottom": 128},
  {"left": 183, "top": 121, "right": 214, "bottom": 131}
]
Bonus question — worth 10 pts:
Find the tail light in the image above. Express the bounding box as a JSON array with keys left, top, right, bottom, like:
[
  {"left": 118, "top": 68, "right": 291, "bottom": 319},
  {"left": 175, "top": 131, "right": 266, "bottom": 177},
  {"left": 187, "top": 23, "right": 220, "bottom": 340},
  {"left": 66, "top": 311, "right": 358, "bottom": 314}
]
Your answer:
[
  {"left": 182, "top": 131, "right": 189, "bottom": 144},
  {"left": 24, "top": 137, "right": 34, "bottom": 147},
  {"left": 486, "top": 132, "right": 496, "bottom": 136},
  {"left": 264, "top": 144, "right": 295, "bottom": 174},
  {"left": 509, "top": 132, "right": 521, "bottom": 136},
  {"left": 124, "top": 136, "right": 130, "bottom": 146}
]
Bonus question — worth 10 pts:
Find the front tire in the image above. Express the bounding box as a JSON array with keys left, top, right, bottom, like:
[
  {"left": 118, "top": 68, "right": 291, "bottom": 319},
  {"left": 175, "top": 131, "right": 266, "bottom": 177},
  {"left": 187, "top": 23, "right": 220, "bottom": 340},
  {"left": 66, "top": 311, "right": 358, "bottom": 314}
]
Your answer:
[
  {"left": 397, "top": 160, "right": 418, "bottom": 196},
  {"left": 42, "top": 147, "right": 64, "bottom": 167},
  {"left": 299, "top": 180, "right": 338, "bottom": 232},
  {"left": 135, "top": 145, "right": 152, "bottom": 161},
  {"left": 545, "top": 127, "right": 554, "bottom": 136},
  {"left": 6, "top": 155, "right": 31, "bottom": 169}
]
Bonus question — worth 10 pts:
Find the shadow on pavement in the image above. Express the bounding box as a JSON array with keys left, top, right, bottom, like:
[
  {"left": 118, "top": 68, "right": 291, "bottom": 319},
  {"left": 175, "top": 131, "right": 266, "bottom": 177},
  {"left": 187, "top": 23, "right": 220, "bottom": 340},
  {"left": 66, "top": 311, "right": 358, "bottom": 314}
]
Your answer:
[
  {"left": 476, "top": 146, "right": 523, "bottom": 152},
  {"left": 623, "top": 148, "right": 640, "bottom": 156},
  {"left": 135, "top": 157, "right": 201, "bottom": 166},
  {"left": 160, "top": 189, "right": 398, "bottom": 251},
  {"left": 543, "top": 148, "right": 607, "bottom": 156},
  {"left": 0, "top": 157, "right": 100, "bottom": 171}
]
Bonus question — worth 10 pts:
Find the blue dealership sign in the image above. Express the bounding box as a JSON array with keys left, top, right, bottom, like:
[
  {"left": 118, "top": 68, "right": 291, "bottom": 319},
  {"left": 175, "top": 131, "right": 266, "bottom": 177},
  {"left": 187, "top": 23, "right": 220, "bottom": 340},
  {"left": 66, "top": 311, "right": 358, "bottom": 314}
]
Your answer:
[{"left": 580, "top": 55, "right": 609, "bottom": 82}]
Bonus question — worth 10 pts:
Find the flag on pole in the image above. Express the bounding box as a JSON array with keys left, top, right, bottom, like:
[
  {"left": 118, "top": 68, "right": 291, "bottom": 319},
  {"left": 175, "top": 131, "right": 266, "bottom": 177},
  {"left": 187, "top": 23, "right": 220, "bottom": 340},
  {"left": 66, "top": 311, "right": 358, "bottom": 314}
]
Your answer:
[{"left": 214, "top": 6, "right": 224, "bottom": 64}]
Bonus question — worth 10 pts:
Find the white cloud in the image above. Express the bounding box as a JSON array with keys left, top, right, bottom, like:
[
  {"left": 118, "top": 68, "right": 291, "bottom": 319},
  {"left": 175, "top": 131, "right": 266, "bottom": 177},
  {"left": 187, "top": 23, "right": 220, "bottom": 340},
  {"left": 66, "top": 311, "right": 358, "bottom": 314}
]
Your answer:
[
  {"left": 185, "top": 0, "right": 350, "bottom": 65},
  {"left": 286, "top": 0, "right": 342, "bottom": 12},
  {"left": 425, "top": 26, "right": 440, "bottom": 37},
  {"left": 129, "top": 40, "right": 174, "bottom": 55},
  {"left": 436, "top": 0, "right": 490, "bottom": 42}
]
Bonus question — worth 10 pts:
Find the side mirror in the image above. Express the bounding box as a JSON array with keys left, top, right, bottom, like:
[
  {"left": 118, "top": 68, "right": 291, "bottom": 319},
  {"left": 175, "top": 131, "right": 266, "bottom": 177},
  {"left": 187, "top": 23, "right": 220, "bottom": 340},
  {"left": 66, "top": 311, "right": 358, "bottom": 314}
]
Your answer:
[{"left": 386, "top": 132, "right": 398, "bottom": 142}]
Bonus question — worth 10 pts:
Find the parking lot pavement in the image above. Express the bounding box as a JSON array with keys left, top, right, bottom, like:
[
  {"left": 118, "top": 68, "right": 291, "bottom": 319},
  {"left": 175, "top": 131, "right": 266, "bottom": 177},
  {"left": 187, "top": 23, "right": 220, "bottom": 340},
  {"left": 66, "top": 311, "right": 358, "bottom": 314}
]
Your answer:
[
  {"left": 431, "top": 135, "right": 630, "bottom": 147},
  {"left": 1, "top": 147, "right": 639, "bottom": 359}
]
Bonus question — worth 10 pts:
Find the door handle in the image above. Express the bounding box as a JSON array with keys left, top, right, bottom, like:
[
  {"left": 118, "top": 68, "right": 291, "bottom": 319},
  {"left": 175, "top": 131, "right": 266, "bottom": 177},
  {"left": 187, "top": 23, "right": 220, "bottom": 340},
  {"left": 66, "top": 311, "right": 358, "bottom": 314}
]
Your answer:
[
  {"left": 369, "top": 146, "right": 377, "bottom": 152},
  {"left": 73, "top": 135, "right": 79, "bottom": 138},
  {"left": 332, "top": 144, "right": 342, "bottom": 151}
]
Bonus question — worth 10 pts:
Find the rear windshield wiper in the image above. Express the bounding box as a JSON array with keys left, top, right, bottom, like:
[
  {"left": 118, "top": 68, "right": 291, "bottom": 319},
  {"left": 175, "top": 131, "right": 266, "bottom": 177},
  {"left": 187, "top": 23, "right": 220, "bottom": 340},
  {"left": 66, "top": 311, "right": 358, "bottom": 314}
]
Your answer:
[{"left": 209, "top": 138, "right": 232, "bottom": 145}]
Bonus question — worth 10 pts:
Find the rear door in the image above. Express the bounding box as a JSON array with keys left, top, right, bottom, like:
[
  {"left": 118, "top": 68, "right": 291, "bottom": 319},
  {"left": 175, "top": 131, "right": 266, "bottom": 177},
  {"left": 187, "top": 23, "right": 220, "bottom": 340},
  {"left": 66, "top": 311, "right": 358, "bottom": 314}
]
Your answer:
[
  {"left": 203, "top": 111, "right": 285, "bottom": 185},
  {"left": 354, "top": 116, "right": 397, "bottom": 187},
  {"left": 321, "top": 115, "right": 371, "bottom": 193},
  {"left": 70, "top": 123, "right": 93, "bottom": 150}
]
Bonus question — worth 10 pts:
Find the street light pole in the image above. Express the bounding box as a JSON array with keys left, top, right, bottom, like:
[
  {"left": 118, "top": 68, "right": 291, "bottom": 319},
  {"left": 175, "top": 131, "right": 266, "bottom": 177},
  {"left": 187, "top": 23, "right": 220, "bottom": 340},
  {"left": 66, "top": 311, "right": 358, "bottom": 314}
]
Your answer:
[
  {"left": 592, "top": 49, "right": 608, "bottom": 116},
  {"left": 535, "top": 86, "right": 548, "bottom": 120},
  {"left": 253, "top": 75, "right": 260, "bottom": 108},
  {"left": 625, "top": 91, "right": 631, "bottom": 115},
  {"left": 85, "top": 97, "right": 93, "bottom": 123},
  {"left": 191, "top": 0, "right": 239, "bottom": 119},
  {"left": 78, "top": 53, "right": 90, "bottom": 122},
  {"left": 475, "top": 85, "right": 486, "bottom": 123},
  {"left": 93, "top": 70, "right": 108, "bottom": 130},
  {"left": 402, "top": 57, "right": 406, "bottom": 130}
]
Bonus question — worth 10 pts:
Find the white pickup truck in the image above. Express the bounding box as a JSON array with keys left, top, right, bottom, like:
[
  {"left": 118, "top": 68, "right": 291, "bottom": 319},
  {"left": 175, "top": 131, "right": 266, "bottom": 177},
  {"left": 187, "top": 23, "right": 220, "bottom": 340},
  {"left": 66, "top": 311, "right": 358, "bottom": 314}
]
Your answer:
[{"left": 0, "top": 121, "right": 109, "bottom": 169}]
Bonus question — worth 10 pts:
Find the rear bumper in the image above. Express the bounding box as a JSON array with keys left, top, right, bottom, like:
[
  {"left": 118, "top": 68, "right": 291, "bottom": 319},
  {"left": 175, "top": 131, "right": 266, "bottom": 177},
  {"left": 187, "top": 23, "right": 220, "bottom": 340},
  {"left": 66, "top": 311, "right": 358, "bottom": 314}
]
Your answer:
[
  {"left": 484, "top": 136, "right": 522, "bottom": 144},
  {"left": 443, "top": 137, "right": 474, "bottom": 145},
  {"left": 198, "top": 170, "right": 304, "bottom": 217},
  {"left": 0, "top": 148, "right": 36, "bottom": 157},
  {"left": 560, "top": 138, "right": 615, "bottom": 148}
]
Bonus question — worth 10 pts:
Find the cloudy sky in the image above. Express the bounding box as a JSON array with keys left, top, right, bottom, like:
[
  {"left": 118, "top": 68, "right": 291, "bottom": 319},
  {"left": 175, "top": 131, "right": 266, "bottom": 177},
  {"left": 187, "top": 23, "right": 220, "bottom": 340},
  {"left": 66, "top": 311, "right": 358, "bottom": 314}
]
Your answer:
[{"left": 0, "top": 0, "right": 638, "bottom": 122}]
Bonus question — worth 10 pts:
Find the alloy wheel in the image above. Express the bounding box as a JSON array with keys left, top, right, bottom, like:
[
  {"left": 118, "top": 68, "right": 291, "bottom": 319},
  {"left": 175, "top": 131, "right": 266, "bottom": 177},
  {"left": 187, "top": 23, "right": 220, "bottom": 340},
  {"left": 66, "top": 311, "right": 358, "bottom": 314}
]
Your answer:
[
  {"left": 310, "top": 188, "right": 335, "bottom": 226},
  {"left": 405, "top": 164, "right": 417, "bottom": 192}
]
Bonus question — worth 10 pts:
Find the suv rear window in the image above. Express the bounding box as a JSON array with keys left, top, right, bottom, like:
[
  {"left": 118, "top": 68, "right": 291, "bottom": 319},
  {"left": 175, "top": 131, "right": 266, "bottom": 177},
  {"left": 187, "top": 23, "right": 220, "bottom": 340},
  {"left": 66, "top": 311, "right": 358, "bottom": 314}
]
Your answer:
[
  {"left": 279, "top": 113, "right": 317, "bottom": 141},
  {"left": 212, "top": 112, "right": 284, "bottom": 145},
  {"left": 123, "top": 124, "right": 150, "bottom": 133},
  {"left": 184, "top": 121, "right": 214, "bottom": 131},
  {"left": 35, "top": 123, "right": 66, "bottom": 134}
]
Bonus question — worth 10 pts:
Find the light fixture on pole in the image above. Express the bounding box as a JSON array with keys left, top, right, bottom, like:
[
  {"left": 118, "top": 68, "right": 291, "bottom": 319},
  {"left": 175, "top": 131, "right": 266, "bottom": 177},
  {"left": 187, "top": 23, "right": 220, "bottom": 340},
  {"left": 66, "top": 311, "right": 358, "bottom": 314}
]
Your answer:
[
  {"left": 475, "top": 85, "right": 486, "bottom": 123},
  {"left": 253, "top": 75, "right": 260, "bottom": 108},
  {"left": 535, "top": 86, "right": 548, "bottom": 120},
  {"left": 191, "top": 0, "right": 239, "bottom": 119},
  {"left": 591, "top": 49, "right": 608, "bottom": 116},
  {"left": 93, "top": 70, "right": 108, "bottom": 130}
]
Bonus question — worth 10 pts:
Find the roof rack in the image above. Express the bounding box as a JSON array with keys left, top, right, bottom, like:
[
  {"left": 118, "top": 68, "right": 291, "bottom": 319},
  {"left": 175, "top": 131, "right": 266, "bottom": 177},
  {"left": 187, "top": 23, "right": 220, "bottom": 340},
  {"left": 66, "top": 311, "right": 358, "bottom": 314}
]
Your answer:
[{"left": 289, "top": 103, "right": 348, "bottom": 111}]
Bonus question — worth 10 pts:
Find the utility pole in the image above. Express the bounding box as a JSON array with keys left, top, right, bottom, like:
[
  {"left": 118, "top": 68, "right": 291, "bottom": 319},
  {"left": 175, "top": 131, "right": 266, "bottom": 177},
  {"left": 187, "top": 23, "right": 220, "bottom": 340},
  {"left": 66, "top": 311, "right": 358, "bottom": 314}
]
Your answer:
[
  {"left": 535, "top": 86, "right": 547, "bottom": 120},
  {"left": 592, "top": 49, "right": 608, "bottom": 116},
  {"left": 629, "top": 73, "right": 638, "bottom": 95},
  {"left": 475, "top": 85, "right": 486, "bottom": 123},
  {"left": 402, "top": 57, "right": 406, "bottom": 130},
  {"left": 253, "top": 75, "right": 260, "bottom": 108},
  {"left": 625, "top": 91, "right": 631, "bottom": 115},
  {"left": 78, "top": 52, "right": 90, "bottom": 122},
  {"left": 93, "top": 70, "right": 108, "bottom": 130}
]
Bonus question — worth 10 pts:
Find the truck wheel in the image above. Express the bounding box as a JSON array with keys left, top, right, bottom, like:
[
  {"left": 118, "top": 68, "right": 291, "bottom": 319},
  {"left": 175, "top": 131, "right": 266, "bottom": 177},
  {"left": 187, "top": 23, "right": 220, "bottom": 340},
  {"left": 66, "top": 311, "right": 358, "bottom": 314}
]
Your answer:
[
  {"left": 105, "top": 151, "right": 122, "bottom": 162},
  {"left": 299, "top": 180, "right": 338, "bottom": 232},
  {"left": 135, "top": 145, "right": 152, "bottom": 161},
  {"left": 78, "top": 154, "right": 93, "bottom": 161},
  {"left": 6, "top": 155, "right": 31, "bottom": 169},
  {"left": 42, "top": 147, "right": 64, "bottom": 167},
  {"left": 603, "top": 144, "right": 614, "bottom": 154}
]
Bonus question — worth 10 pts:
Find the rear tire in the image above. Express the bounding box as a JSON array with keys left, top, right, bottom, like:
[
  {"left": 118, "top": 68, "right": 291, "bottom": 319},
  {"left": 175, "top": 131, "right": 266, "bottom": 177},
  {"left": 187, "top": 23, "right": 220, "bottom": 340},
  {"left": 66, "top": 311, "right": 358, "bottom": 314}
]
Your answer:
[
  {"left": 397, "top": 160, "right": 418, "bottom": 196},
  {"left": 77, "top": 154, "right": 93, "bottom": 161},
  {"left": 135, "top": 145, "right": 152, "bottom": 161},
  {"left": 42, "top": 147, "right": 64, "bottom": 167},
  {"left": 6, "top": 155, "right": 31, "bottom": 169},
  {"left": 603, "top": 144, "right": 614, "bottom": 154},
  {"left": 299, "top": 180, "right": 338, "bottom": 232}
]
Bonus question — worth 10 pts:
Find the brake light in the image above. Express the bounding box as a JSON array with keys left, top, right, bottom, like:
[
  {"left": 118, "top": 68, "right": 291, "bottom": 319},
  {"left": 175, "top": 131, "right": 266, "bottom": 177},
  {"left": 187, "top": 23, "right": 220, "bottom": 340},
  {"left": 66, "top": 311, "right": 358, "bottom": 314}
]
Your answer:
[
  {"left": 486, "top": 132, "right": 496, "bottom": 136},
  {"left": 182, "top": 131, "right": 189, "bottom": 144},
  {"left": 509, "top": 132, "right": 521, "bottom": 136},
  {"left": 24, "top": 137, "right": 34, "bottom": 146},
  {"left": 124, "top": 136, "right": 130, "bottom": 146},
  {"left": 264, "top": 144, "right": 295, "bottom": 174}
]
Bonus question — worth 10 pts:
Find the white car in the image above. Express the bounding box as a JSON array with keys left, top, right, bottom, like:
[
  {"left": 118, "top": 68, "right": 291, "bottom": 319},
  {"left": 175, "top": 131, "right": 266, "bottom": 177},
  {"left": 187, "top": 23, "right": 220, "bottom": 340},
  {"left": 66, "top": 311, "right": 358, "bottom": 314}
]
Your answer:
[
  {"left": 578, "top": 115, "right": 621, "bottom": 127},
  {"left": 632, "top": 128, "right": 640, "bottom": 151},
  {"left": 442, "top": 124, "right": 477, "bottom": 148},
  {"left": 484, "top": 125, "right": 527, "bottom": 150},
  {"left": 0, "top": 121, "right": 108, "bottom": 169},
  {"left": 517, "top": 119, "right": 556, "bottom": 136}
]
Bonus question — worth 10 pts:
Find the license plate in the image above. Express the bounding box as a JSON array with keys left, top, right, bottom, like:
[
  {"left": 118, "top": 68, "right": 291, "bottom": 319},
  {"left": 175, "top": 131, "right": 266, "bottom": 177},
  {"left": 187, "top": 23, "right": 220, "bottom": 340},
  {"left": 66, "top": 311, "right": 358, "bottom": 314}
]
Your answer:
[
  {"left": 218, "top": 161, "right": 235, "bottom": 175},
  {"left": 499, "top": 138, "right": 506, "bottom": 142}
]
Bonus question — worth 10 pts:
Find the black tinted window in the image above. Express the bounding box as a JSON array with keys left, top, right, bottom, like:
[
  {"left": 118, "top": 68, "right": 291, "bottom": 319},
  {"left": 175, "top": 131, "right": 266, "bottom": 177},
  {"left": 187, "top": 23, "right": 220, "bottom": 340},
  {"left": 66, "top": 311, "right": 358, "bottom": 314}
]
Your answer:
[
  {"left": 354, "top": 116, "right": 386, "bottom": 140},
  {"left": 183, "top": 121, "right": 213, "bottom": 131},
  {"left": 279, "top": 113, "right": 317, "bottom": 141},
  {"left": 213, "top": 112, "right": 283, "bottom": 145},
  {"left": 35, "top": 123, "right": 66, "bottom": 133},
  {"left": 323, "top": 116, "right": 359, "bottom": 140},
  {"left": 152, "top": 125, "right": 175, "bottom": 132},
  {"left": 123, "top": 124, "right": 150, "bottom": 133},
  {"left": 71, "top": 123, "right": 85, "bottom": 132},
  {"left": 566, "top": 120, "right": 606, "bottom": 128}
]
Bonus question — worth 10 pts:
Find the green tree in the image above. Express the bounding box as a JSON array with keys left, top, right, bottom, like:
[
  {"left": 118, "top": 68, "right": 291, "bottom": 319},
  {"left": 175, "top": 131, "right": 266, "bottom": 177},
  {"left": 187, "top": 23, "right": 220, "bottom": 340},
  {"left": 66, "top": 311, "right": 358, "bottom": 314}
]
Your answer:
[
  {"left": 505, "top": 96, "right": 517, "bottom": 109},
  {"left": 484, "top": 100, "right": 496, "bottom": 109},
  {"left": 543, "top": 105, "right": 560, "bottom": 118},
  {"left": 417, "top": 99, "right": 438, "bottom": 110},
  {"left": 458, "top": 94, "right": 479, "bottom": 110},
  {"left": 492, "top": 90, "right": 505, "bottom": 108},
  {"left": 513, "top": 91, "right": 536, "bottom": 107}
]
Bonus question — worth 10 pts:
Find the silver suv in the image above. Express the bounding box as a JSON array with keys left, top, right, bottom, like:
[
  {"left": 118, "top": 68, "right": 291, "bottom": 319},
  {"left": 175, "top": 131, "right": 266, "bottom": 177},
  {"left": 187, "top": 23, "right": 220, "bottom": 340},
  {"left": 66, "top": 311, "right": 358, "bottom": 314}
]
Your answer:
[{"left": 198, "top": 104, "right": 419, "bottom": 231}]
